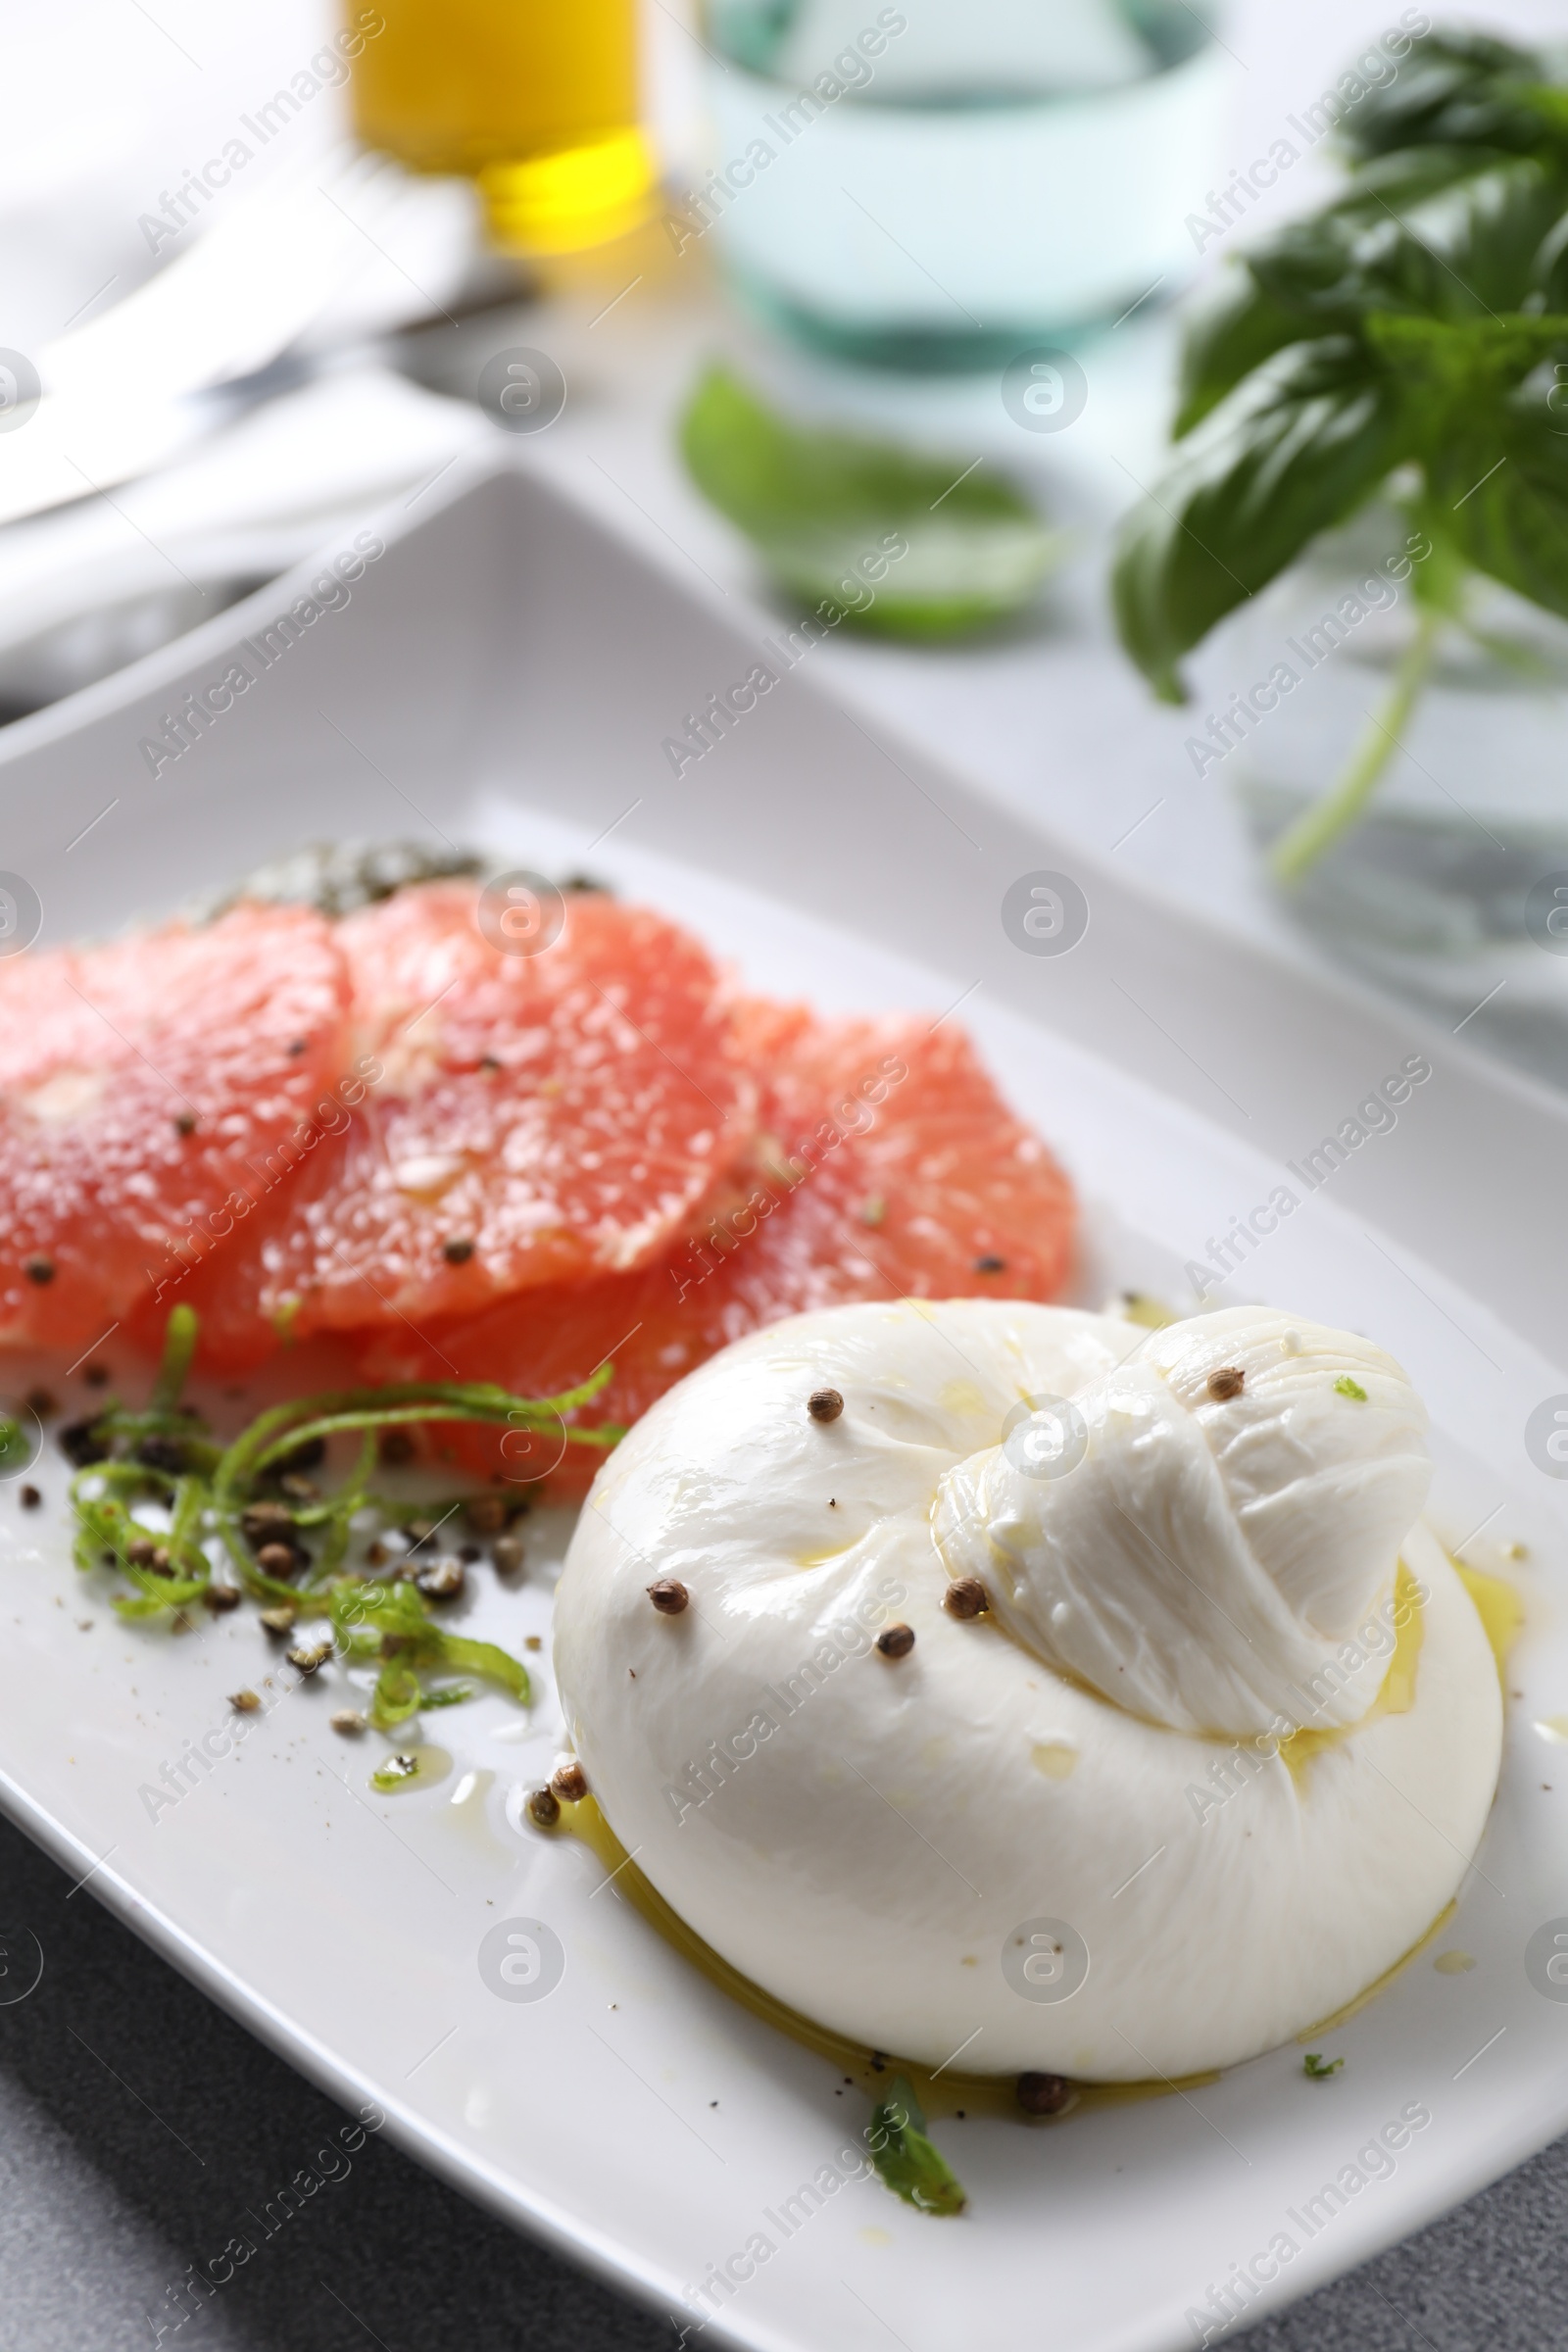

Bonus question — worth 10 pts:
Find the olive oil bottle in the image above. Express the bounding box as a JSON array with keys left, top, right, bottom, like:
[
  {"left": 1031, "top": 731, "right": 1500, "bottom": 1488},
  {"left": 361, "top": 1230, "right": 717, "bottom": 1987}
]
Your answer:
[{"left": 351, "top": 0, "right": 657, "bottom": 254}]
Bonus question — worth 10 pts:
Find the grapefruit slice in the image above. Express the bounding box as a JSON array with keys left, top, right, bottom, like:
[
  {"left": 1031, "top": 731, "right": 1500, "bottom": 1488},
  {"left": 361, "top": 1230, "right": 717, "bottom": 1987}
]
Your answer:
[
  {"left": 174, "top": 883, "right": 755, "bottom": 1353},
  {"left": 0, "top": 904, "right": 351, "bottom": 1352},
  {"left": 726, "top": 1005, "right": 1077, "bottom": 1311},
  {"left": 355, "top": 1007, "right": 1077, "bottom": 1480}
]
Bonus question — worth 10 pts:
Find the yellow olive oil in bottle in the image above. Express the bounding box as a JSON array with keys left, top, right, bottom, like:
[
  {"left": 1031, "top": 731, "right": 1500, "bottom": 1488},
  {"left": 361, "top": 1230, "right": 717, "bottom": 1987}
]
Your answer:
[{"left": 351, "top": 0, "right": 656, "bottom": 254}]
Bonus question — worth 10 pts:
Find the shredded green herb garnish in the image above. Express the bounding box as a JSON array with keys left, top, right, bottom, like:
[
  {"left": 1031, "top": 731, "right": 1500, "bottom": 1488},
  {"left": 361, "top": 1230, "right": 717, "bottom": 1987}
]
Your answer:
[
  {"left": 1334, "top": 1376, "right": 1368, "bottom": 1401},
  {"left": 867, "top": 2076, "right": 967, "bottom": 2216},
  {"left": 1303, "top": 2052, "right": 1345, "bottom": 2079},
  {"left": 63, "top": 1304, "right": 622, "bottom": 1729}
]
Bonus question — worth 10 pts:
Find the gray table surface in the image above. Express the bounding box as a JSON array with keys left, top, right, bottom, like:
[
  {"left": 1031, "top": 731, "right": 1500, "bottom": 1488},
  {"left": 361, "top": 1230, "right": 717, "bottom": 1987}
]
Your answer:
[{"left": 2, "top": 1807, "right": 1565, "bottom": 2352}]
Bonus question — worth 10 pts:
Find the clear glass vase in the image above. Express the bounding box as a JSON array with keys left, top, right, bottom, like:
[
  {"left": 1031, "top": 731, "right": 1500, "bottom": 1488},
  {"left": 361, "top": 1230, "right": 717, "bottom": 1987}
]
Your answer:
[
  {"left": 687, "top": 0, "right": 1229, "bottom": 370},
  {"left": 1207, "top": 511, "right": 1568, "bottom": 1090}
]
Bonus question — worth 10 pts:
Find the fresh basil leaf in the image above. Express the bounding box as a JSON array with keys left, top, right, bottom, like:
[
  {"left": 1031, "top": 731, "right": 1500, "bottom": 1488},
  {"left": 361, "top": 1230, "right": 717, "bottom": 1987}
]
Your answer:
[
  {"left": 1428, "top": 368, "right": 1568, "bottom": 620},
  {"left": 1172, "top": 151, "right": 1526, "bottom": 434},
  {"left": 1178, "top": 158, "right": 1568, "bottom": 451},
  {"left": 1524, "top": 86, "right": 1568, "bottom": 148},
  {"left": 681, "top": 367, "right": 1013, "bottom": 540},
  {"left": 867, "top": 2077, "right": 966, "bottom": 2217},
  {"left": 1113, "top": 339, "right": 1409, "bottom": 700},
  {"left": 1250, "top": 154, "right": 1567, "bottom": 325},
  {"left": 1536, "top": 208, "right": 1568, "bottom": 310},
  {"left": 679, "top": 366, "right": 1061, "bottom": 639},
  {"left": 1324, "top": 140, "right": 1542, "bottom": 214},
  {"left": 1376, "top": 153, "right": 1568, "bottom": 317},
  {"left": 1175, "top": 268, "right": 1321, "bottom": 436},
  {"left": 1338, "top": 28, "right": 1560, "bottom": 163},
  {"left": 1181, "top": 149, "right": 1555, "bottom": 430},
  {"left": 1364, "top": 309, "right": 1568, "bottom": 409}
]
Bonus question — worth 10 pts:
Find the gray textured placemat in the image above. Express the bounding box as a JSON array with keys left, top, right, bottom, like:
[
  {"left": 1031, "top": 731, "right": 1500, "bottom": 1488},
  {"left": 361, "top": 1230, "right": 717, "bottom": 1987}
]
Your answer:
[{"left": 1, "top": 1809, "right": 1563, "bottom": 2352}]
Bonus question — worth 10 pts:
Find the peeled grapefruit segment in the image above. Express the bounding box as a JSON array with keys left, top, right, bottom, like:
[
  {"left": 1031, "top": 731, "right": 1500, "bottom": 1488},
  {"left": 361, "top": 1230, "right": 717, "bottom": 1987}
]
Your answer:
[
  {"left": 0, "top": 904, "right": 351, "bottom": 1351},
  {"left": 726, "top": 1008, "right": 1077, "bottom": 1313},
  {"left": 355, "top": 1009, "right": 1077, "bottom": 1478},
  {"left": 223, "top": 883, "right": 754, "bottom": 1340}
]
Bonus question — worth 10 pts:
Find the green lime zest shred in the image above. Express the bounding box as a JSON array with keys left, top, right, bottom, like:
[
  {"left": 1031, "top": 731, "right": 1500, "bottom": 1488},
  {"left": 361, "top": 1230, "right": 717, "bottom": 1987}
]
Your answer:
[
  {"left": 867, "top": 2076, "right": 967, "bottom": 2216},
  {"left": 62, "top": 1309, "right": 619, "bottom": 1725}
]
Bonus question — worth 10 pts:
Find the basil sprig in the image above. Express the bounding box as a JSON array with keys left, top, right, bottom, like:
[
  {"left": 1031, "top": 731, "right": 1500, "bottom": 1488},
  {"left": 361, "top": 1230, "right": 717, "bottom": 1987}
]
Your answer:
[{"left": 1112, "top": 25, "right": 1568, "bottom": 874}]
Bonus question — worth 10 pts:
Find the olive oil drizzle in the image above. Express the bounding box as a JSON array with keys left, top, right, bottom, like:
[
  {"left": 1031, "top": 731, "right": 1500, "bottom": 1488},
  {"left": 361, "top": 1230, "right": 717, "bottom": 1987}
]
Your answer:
[
  {"left": 1276, "top": 1560, "right": 1426, "bottom": 1780},
  {"left": 1294, "top": 1552, "right": 1521, "bottom": 2037},
  {"left": 548, "top": 1795, "right": 1217, "bottom": 2123},
  {"left": 1298, "top": 1901, "right": 1458, "bottom": 2042},
  {"left": 1454, "top": 1559, "right": 1525, "bottom": 1692}
]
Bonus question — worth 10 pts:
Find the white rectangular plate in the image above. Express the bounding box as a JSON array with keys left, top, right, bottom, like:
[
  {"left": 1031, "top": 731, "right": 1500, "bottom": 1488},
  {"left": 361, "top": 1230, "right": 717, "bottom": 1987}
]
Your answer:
[{"left": 3, "top": 458, "right": 1568, "bottom": 2352}]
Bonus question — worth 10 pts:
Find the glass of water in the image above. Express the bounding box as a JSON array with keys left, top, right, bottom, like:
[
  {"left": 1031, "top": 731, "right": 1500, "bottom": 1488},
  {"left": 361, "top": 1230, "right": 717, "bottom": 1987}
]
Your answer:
[
  {"left": 684, "top": 0, "right": 1229, "bottom": 369},
  {"left": 1212, "top": 508, "right": 1568, "bottom": 1093}
]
